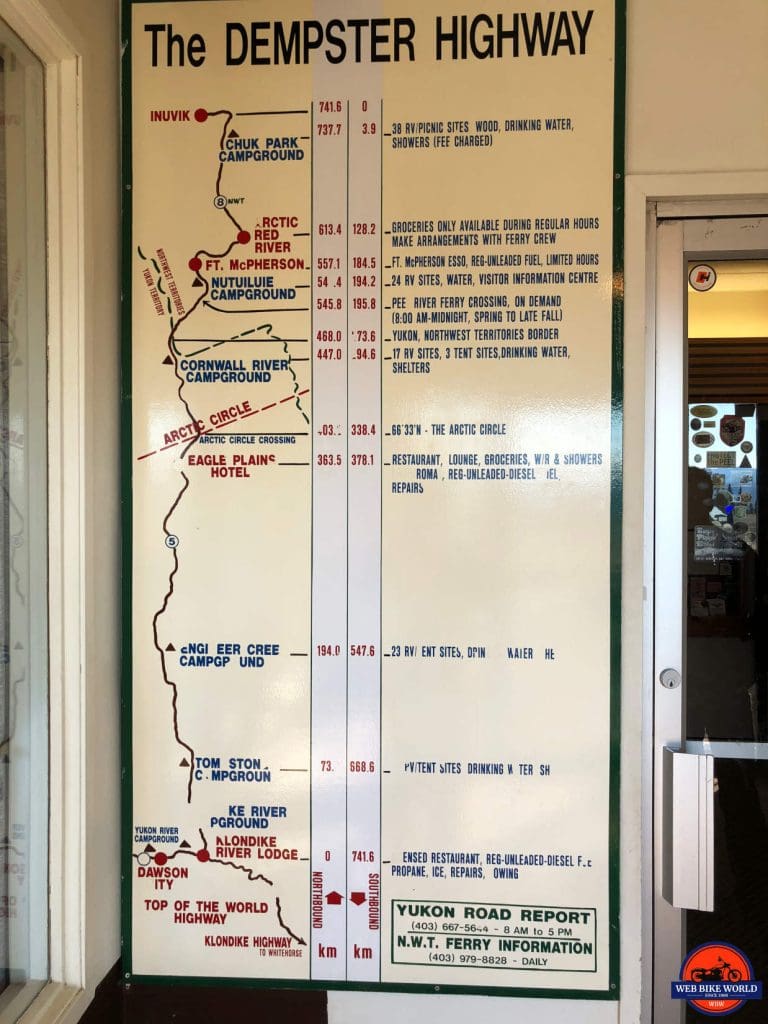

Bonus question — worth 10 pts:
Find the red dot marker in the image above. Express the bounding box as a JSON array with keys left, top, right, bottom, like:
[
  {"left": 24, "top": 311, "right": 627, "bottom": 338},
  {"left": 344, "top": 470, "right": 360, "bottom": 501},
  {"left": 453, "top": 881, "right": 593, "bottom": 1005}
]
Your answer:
[
  {"left": 188, "top": 256, "right": 202, "bottom": 272},
  {"left": 194, "top": 108, "right": 208, "bottom": 123},
  {"left": 154, "top": 852, "right": 168, "bottom": 866},
  {"left": 196, "top": 849, "right": 210, "bottom": 863},
  {"left": 237, "top": 230, "right": 251, "bottom": 245}
]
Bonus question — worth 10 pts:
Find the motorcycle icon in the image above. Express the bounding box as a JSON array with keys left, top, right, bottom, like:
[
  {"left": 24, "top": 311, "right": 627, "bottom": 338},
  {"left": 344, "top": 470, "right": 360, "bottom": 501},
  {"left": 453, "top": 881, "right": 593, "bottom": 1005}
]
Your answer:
[{"left": 690, "top": 957, "right": 743, "bottom": 983}]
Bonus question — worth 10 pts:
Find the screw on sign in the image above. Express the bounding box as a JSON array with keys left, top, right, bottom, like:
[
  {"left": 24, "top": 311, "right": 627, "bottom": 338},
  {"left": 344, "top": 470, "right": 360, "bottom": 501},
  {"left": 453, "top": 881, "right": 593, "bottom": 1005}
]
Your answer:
[{"left": 671, "top": 942, "right": 763, "bottom": 1016}]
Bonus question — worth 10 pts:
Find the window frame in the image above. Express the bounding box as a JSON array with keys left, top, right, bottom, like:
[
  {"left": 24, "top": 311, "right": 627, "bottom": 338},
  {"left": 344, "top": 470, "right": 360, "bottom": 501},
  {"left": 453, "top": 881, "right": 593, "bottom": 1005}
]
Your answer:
[{"left": 0, "top": 1, "right": 88, "bottom": 1021}]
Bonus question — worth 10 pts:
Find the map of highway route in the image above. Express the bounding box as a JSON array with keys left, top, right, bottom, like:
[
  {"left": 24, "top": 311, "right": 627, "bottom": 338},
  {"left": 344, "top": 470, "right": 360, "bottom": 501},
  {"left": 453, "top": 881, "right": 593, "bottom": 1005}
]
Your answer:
[{"left": 131, "top": 98, "right": 313, "bottom": 977}]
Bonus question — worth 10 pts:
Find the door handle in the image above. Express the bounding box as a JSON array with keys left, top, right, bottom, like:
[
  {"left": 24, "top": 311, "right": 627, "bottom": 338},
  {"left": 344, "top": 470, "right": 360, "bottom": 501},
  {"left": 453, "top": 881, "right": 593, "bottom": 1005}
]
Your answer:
[{"left": 662, "top": 746, "right": 714, "bottom": 911}]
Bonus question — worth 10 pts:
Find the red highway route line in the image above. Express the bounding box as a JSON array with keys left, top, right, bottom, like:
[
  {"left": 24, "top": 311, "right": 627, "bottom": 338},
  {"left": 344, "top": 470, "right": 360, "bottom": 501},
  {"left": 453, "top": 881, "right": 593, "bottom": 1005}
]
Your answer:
[
  {"left": 137, "top": 105, "right": 311, "bottom": 946},
  {"left": 151, "top": 474, "right": 197, "bottom": 802},
  {"left": 276, "top": 896, "right": 307, "bottom": 946},
  {"left": 137, "top": 388, "right": 310, "bottom": 462},
  {"left": 132, "top": 827, "right": 307, "bottom": 946},
  {"left": 146, "top": 107, "right": 309, "bottom": 816}
]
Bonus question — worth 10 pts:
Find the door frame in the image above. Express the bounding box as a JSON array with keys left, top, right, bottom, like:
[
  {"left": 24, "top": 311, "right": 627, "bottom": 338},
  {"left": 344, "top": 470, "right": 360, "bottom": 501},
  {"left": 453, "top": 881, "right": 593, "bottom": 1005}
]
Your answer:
[
  {"left": 0, "top": 1, "right": 88, "bottom": 1021},
  {"left": 622, "top": 174, "right": 768, "bottom": 1024},
  {"left": 0, "top": 2, "right": 122, "bottom": 1024},
  {"left": 652, "top": 215, "right": 768, "bottom": 1023}
]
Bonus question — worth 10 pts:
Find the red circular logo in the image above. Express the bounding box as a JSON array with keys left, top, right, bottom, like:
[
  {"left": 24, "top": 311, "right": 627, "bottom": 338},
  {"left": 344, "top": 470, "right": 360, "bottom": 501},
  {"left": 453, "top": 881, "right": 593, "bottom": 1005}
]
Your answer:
[{"left": 680, "top": 942, "right": 754, "bottom": 1015}]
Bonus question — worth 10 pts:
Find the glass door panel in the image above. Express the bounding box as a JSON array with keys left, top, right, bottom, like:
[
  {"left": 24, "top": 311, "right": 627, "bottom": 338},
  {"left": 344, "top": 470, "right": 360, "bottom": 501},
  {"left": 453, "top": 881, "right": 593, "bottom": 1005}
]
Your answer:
[{"left": 683, "top": 258, "right": 768, "bottom": 1021}]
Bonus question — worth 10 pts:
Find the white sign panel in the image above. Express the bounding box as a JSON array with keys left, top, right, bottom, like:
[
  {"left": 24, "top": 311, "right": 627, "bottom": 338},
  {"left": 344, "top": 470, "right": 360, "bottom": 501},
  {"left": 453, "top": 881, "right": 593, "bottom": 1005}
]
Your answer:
[{"left": 124, "top": 0, "right": 623, "bottom": 997}]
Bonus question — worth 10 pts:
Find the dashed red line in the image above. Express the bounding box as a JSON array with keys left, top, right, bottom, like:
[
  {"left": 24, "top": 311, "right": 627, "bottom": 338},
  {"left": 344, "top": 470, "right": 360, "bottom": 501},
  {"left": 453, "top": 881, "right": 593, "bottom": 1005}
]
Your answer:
[{"left": 136, "top": 387, "right": 311, "bottom": 461}]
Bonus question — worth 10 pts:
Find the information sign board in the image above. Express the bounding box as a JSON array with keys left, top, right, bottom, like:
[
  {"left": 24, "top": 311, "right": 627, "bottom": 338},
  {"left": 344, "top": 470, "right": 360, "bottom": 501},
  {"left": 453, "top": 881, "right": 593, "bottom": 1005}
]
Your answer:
[{"left": 123, "top": 0, "right": 624, "bottom": 997}]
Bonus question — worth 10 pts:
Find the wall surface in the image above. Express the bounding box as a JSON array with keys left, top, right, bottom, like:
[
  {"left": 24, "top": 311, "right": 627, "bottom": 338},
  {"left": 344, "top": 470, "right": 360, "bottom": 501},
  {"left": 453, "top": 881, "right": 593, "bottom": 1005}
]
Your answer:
[
  {"left": 626, "top": 0, "right": 768, "bottom": 176},
  {"left": 7, "top": 0, "right": 767, "bottom": 1022},
  {"left": 618, "top": 5, "right": 768, "bottom": 1024}
]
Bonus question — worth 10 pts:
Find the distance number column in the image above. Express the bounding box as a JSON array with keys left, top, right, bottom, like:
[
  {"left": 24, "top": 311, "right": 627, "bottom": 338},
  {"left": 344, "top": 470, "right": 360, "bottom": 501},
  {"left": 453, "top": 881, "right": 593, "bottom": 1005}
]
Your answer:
[
  {"left": 346, "top": 98, "right": 381, "bottom": 981},
  {"left": 311, "top": 99, "right": 347, "bottom": 982}
]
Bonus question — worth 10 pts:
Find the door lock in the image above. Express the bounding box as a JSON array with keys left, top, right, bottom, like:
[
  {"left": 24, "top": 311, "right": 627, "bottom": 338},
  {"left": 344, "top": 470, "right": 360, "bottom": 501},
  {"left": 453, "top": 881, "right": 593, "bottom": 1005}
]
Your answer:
[{"left": 660, "top": 668, "right": 681, "bottom": 689}]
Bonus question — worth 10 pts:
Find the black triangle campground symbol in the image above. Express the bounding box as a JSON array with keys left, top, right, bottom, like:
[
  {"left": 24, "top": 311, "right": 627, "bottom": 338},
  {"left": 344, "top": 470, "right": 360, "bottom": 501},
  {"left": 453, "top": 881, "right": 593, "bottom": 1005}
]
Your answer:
[
  {"left": 228, "top": 129, "right": 240, "bottom": 138},
  {"left": 740, "top": 455, "right": 752, "bottom": 468},
  {"left": 163, "top": 355, "right": 173, "bottom": 365},
  {"left": 179, "top": 758, "right": 190, "bottom": 767},
  {"left": 192, "top": 277, "right": 203, "bottom": 288},
  {"left": 165, "top": 642, "right": 176, "bottom": 651},
  {"left": 144, "top": 844, "right": 155, "bottom": 853},
  {"left": 180, "top": 840, "right": 191, "bottom": 848}
]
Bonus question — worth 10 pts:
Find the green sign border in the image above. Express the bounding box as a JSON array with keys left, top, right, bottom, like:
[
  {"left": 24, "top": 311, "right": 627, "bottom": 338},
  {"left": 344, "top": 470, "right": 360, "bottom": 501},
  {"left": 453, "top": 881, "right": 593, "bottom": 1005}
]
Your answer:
[{"left": 121, "top": 0, "right": 626, "bottom": 1001}]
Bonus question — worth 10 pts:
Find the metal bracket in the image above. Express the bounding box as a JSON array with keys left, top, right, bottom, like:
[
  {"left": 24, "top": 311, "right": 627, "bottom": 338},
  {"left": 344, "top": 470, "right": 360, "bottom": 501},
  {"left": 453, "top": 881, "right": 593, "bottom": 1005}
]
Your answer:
[{"left": 662, "top": 747, "right": 714, "bottom": 911}]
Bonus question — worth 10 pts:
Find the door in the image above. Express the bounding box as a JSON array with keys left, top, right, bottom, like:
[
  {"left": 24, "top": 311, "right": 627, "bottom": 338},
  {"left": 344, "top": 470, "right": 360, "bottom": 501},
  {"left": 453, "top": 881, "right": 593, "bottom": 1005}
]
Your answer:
[{"left": 654, "top": 216, "right": 768, "bottom": 1022}]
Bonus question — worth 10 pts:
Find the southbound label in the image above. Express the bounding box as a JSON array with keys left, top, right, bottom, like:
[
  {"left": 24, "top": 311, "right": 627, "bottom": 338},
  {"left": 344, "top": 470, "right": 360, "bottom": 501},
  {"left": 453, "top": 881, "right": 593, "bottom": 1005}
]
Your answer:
[{"left": 391, "top": 901, "right": 596, "bottom": 972}]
